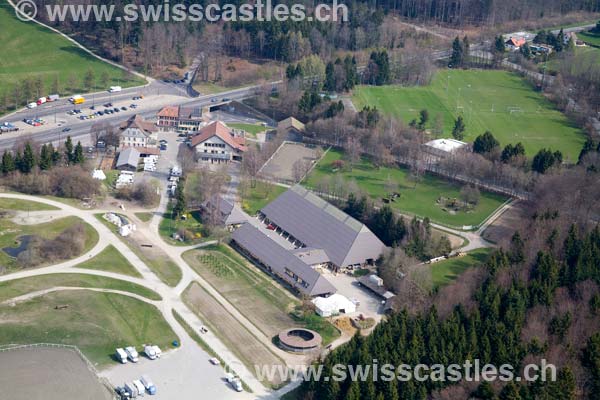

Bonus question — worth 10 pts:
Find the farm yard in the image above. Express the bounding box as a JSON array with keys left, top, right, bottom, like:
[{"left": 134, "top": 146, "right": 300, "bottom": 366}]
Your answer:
[
  {"left": 304, "top": 149, "right": 507, "bottom": 228},
  {"left": 0, "top": 0, "right": 144, "bottom": 104},
  {"left": 352, "top": 69, "right": 585, "bottom": 160}
]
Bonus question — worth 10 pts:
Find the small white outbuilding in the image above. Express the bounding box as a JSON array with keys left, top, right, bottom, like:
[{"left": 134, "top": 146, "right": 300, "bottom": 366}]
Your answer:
[
  {"left": 92, "top": 169, "right": 106, "bottom": 180},
  {"left": 312, "top": 293, "right": 357, "bottom": 317}
]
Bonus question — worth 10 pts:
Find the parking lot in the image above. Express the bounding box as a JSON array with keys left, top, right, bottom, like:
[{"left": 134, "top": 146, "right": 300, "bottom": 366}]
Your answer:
[{"left": 100, "top": 344, "right": 254, "bottom": 400}]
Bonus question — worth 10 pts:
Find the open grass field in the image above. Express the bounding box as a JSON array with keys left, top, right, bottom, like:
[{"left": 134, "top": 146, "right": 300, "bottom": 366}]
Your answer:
[
  {"left": 240, "top": 180, "right": 286, "bottom": 215},
  {"left": 0, "top": 215, "right": 98, "bottom": 273},
  {"left": 305, "top": 149, "right": 507, "bottom": 228},
  {"left": 95, "top": 214, "right": 182, "bottom": 286},
  {"left": 182, "top": 282, "right": 287, "bottom": 387},
  {"left": 0, "top": 273, "right": 161, "bottom": 302},
  {"left": 0, "top": 0, "right": 144, "bottom": 103},
  {"left": 352, "top": 70, "right": 585, "bottom": 160},
  {"left": 579, "top": 31, "right": 600, "bottom": 47},
  {"left": 0, "top": 198, "right": 58, "bottom": 211},
  {"left": 76, "top": 244, "right": 141, "bottom": 277},
  {"left": 0, "top": 290, "right": 176, "bottom": 367},
  {"left": 429, "top": 248, "right": 491, "bottom": 287}
]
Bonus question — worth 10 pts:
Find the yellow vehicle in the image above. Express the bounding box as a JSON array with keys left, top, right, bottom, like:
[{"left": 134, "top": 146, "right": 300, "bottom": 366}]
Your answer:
[{"left": 70, "top": 95, "right": 85, "bottom": 105}]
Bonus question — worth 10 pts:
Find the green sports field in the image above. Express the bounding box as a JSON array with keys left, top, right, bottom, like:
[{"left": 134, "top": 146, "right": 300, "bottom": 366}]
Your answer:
[
  {"left": 305, "top": 149, "right": 507, "bottom": 228},
  {"left": 0, "top": 0, "right": 144, "bottom": 100},
  {"left": 578, "top": 31, "right": 600, "bottom": 47},
  {"left": 353, "top": 70, "right": 584, "bottom": 160}
]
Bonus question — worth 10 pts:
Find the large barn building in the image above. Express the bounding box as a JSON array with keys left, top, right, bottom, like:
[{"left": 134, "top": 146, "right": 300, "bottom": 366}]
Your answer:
[{"left": 231, "top": 186, "right": 386, "bottom": 297}]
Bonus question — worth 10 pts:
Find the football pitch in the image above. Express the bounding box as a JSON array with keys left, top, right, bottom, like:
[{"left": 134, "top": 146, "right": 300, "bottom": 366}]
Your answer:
[{"left": 353, "top": 70, "right": 585, "bottom": 161}]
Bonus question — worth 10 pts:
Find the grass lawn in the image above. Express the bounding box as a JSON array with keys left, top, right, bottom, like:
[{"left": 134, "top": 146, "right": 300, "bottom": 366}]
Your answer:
[
  {"left": 0, "top": 198, "right": 58, "bottom": 211},
  {"left": 305, "top": 149, "right": 507, "bottom": 228},
  {"left": 0, "top": 291, "right": 176, "bottom": 367},
  {"left": 0, "top": 216, "right": 98, "bottom": 273},
  {"left": 134, "top": 212, "right": 153, "bottom": 222},
  {"left": 159, "top": 202, "right": 210, "bottom": 246},
  {"left": 76, "top": 244, "right": 141, "bottom": 278},
  {"left": 0, "top": 273, "right": 161, "bottom": 302},
  {"left": 578, "top": 31, "right": 600, "bottom": 47},
  {"left": 429, "top": 248, "right": 491, "bottom": 287},
  {"left": 240, "top": 180, "right": 287, "bottom": 215},
  {"left": 228, "top": 123, "right": 268, "bottom": 138},
  {"left": 96, "top": 214, "right": 182, "bottom": 287},
  {"left": 0, "top": 1, "right": 144, "bottom": 106},
  {"left": 352, "top": 69, "right": 585, "bottom": 160}
]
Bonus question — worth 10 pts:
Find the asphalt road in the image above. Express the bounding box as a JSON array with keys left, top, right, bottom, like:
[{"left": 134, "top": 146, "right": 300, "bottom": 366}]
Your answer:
[{"left": 0, "top": 81, "right": 282, "bottom": 151}]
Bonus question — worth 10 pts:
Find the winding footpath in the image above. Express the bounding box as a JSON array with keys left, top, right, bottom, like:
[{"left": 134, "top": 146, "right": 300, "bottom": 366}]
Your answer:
[{"left": 0, "top": 193, "right": 272, "bottom": 397}]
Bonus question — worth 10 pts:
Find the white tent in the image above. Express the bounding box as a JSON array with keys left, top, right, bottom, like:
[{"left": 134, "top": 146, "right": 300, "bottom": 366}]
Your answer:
[
  {"left": 312, "top": 294, "right": 357, "bottom": 317},
  {"left": 92, "top": 169, "right": 106, "bottom": 180}
]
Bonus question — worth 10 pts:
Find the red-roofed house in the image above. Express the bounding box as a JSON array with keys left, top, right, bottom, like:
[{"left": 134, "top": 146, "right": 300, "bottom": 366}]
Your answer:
[
  {"left": 191, "top": 121, "right": 246, "bottom": 163},
  {"left": 505, "top": 37, "right": 527, "bottom": 51},
  {"left": 157, "top": 106, "right": 204, "bottom": 133}
]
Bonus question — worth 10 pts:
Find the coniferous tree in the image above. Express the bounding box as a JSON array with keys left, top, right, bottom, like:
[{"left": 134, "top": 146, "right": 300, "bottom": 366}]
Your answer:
[
  {"left": 64, "top": 136, "right": 74, "bottom": 164},
  {"left": 21, "top": 143, "right": 35, "bottom": 173},
  {"left": 450, "top": 36, "right": 464, "bottom": 68},
  {"left": 39, "top": 144, "right": 52, "bottom": 170},
  {"left": 1, "top": 150, "right": 15, "bottom": 174},
  {"left": 73, "top": 141, "right": 85, "bottom": 164},
  {"left": 452, "top": 115, "right": 466, "bottom": 140}
]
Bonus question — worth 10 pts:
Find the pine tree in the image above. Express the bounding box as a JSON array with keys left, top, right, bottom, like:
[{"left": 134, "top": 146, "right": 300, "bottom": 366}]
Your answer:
[
  {"left": 64, "top": 136, "right": 74, "bottom": 164},
  {"left": 74, "top": 141, "right": 85, "bottom": 164},
  {"left": 324, "top": 62, "right": 336, "bottom": 92},
  {"left": 172, "top": 183, "right": 186, "bottom": 217},
  {"left": 450, "top": 36, "right": 464, "bottom": 68},
  {"left": 452, "top": 115, "right": 466, "bottom": 140},
  {"left": 1, "top": 150, "right": 15, "bottom": 174},
  {"left": 499, "top": 382, "right": 521, "bottom": 400},
  {"left": 21, "top": 143, "right": 35, "bottom": 173},
  {"left": 39, "top": 144, "right": 52, "bottom": 170},
  {"left": 473, "top": 131, "right": 499, "bottom": 154}
]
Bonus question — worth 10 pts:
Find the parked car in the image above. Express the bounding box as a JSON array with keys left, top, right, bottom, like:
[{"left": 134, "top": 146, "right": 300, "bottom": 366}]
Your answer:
[
  {"left": 62, "top": 128, "right": 71, "bottom": 132},
  {"left": 121, "top": 106, "right": 128, "bottom": 111}
]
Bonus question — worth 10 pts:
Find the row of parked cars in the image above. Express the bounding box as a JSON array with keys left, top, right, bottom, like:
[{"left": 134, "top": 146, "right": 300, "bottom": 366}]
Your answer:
[
  {"left": 115, "top": 375, "right": 156, "bottom": 398},
  {"left": 0, "top": 122, "right": 19, "bottom": 133},
  {"left": 22, "top": 118, "right": 45, "bottom": 127}
]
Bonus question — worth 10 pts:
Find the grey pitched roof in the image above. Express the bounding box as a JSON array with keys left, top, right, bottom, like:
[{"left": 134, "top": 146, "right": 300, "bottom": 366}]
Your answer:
[
  {"left": 116, "top": 147, "right": 140, "bottom": 168},
  {"left": 231, "top": 223, "right": 336, "bottom": 297},
  {"left": 260, "top": 186, "right": 386, "bottom": 268},
  {"left": 202, "top": 196, "right": 248, "bottom": 226},
  {"left": 292, "top": 248, "right": 330, "bottom": 265}
]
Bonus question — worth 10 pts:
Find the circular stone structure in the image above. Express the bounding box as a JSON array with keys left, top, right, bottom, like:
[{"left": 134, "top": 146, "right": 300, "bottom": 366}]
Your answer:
[{"left": 278, "top": 328, "right": 322, "bottom": 353}]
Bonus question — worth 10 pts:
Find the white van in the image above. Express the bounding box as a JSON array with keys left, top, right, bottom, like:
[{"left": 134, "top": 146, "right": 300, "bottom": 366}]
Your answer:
[{"left": 109, "top": 86, "right": 123, "bottom": 93}]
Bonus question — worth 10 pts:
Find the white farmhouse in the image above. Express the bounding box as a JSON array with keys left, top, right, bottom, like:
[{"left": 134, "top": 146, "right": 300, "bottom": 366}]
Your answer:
[{"left": 190, "top": 121, "right": 246, "bottom": 163}]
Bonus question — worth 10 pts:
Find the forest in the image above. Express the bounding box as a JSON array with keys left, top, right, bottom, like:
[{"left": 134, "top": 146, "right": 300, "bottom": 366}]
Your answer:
[{"left": 295, "top": 216, "right": 600, "bottom": 399}]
